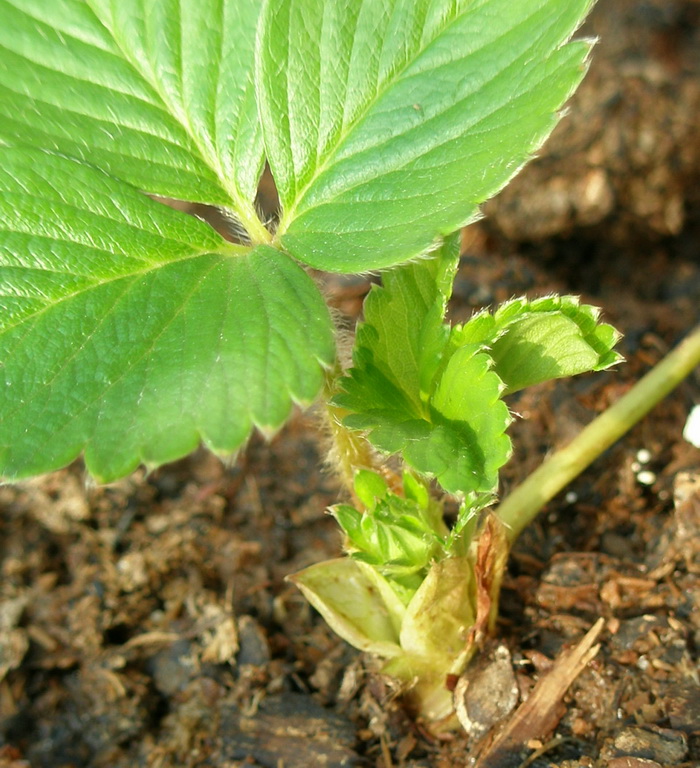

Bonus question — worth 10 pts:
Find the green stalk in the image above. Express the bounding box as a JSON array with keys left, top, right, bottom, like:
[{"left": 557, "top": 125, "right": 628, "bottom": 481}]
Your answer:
[{"left": 497, "top": 323, "right": 700, "bottom": 543}]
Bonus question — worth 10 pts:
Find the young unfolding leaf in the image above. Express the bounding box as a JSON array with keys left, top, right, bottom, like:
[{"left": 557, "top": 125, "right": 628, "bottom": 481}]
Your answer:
[
  {"left": 259, "top": 0, "right": 595, "bottom": 271},
  {"left": 451, "top": 295, "right": 622, "bottom": 394},
  {"left": 333, "top": 500, "right": 439, "bottom": 599},
  {"left": 337, "top": 279, "right": 621, "bottom": 496},
  {"left": 0, "top": 147, "right": 334, "bottom": 481},
  {"left": 332, "top": 470, "right": 448, "bottom": 601},
  {"left": 335, "top": 240, "right": 512, "bottom": 495},
  {"left": 338, "top": 369, "right": 512, "bottom": 495},
  {"left": 352, "top": 468, "right": 392, "bottom": 509}
]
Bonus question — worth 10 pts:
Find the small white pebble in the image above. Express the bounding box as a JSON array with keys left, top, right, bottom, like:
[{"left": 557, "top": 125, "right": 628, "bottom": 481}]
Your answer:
[
  {"left": 637, "top": 655, "right": 650, "bottom": 671},
  {"left": 636, "top": 448, "right": 652, "bottom": 464},
  {"left": 565, "top": 491, "right": 578, "bottom": 504},
  {"left": 636, "top": 470, "right": 656, "bottom": 486},
  {"left": 683, "top": 404, "right": 700, "bottom": 448}
]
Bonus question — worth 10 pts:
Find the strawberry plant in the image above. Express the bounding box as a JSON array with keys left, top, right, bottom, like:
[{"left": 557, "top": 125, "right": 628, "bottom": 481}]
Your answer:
[{"left": 2, "top": 0, "right": 700, "bottom": 729}]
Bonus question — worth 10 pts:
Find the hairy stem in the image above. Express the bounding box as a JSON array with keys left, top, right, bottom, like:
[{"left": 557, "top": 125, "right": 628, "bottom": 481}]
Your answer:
[
  {"left": 497, "top": 323, "right": 700, "bottom": 543},
  {"left": 322, "top": 366, "right": 403, "bottom": 500},
  {"left": 238, "top": 201, "right": 272, "bottom": 245}
]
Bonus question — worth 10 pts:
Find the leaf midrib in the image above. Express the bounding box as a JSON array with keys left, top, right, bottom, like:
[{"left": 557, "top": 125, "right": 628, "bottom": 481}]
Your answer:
[
  {"left": 3, "top": 0, "right": 267, "bottom": 236},
  {"left": 87, "top": 2, "right": 233, "bottom": 197},
  {"left": 0, "top": 245, "right": 240, "bottom": 335},
  {"left": 273, "top": 2, "right": 460, "bottom": 234}
]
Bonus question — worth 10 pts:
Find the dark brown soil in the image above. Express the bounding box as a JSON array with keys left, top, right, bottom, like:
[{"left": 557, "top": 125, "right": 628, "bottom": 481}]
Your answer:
[{"left": 2, "top": 2, "right": 700, "bottom": 767}]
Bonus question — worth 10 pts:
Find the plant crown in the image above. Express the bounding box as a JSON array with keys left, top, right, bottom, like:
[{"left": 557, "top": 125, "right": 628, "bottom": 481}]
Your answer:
[{"left": 0, "top": 0, "right": 635, "bottom": 724}]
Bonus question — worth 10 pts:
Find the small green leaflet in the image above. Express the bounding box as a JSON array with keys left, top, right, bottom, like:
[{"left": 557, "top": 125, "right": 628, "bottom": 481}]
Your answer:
[
  {"left": 352, "top": 234, "right": 460, "bottom": 412},
  {"left": 451, "top": 295, "right": 622, "bottom": 394},
  {"left": 335, "top": 270, "right": 619, "bottom": 497},
  {"left": 0, "top": 147, "right": 334, "bottom": 481},
  {"left": 0, "top": 0, "right": 266, "bottom": 238},
  {"left": 259, "top": 0, "right": 595, "bottom": 271},
  {"left": 335, "top": 240, "right": 513, "bottom": 496}
]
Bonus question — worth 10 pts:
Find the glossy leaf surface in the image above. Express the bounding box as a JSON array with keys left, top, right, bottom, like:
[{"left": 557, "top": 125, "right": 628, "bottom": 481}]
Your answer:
[
  {"left": 259, "top": 0, "right": 594, "bottom": 271},
  {"left": 0, "top": 0, "right": 266, "bottom": 237}
]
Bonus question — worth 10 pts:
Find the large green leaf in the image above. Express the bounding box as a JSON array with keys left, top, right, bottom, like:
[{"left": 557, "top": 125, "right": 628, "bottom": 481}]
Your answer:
[
  {"left": 0, "top": 147, "right": 334, "bottom": 481},
  {"left": 258, "top": 0, "right": 594, "bottom": 271},
  {"left": 0, "top": 0, "right": 267, "bottom": 239}
]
